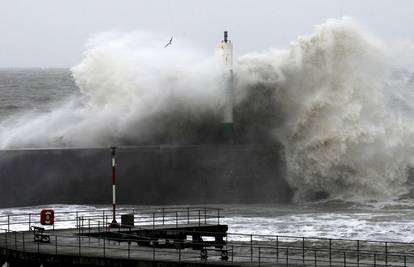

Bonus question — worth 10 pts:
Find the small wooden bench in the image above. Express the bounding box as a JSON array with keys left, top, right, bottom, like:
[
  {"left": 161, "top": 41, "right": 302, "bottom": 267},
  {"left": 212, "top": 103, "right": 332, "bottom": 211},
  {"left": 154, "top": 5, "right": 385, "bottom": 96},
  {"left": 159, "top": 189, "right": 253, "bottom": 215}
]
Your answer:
[{"left": 30, "top": 226, "right": 50, "bottom": 243}]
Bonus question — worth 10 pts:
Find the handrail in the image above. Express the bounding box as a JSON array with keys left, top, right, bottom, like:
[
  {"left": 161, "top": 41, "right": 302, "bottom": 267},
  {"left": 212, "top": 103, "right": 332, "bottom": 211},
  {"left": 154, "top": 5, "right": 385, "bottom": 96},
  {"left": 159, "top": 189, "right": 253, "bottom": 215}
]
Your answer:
[{"left": 0, "top": 227, "right": 412, "bottom": 267}]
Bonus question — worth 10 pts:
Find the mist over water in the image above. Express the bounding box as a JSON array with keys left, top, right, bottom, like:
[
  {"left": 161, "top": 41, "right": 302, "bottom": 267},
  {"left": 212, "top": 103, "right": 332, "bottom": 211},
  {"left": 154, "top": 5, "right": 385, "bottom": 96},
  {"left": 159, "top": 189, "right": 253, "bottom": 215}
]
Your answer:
[
  {"left": 237, "top": 18, "right": 414, "bottom": 201},
  {"left": 1, "top": 18, "right": 414, "bottom": 202}
]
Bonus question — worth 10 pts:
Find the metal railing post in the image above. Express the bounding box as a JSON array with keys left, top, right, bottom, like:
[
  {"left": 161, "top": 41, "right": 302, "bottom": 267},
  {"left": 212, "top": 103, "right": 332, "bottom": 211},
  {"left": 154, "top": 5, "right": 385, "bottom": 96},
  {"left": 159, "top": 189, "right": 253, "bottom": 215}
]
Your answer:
[
  {"left": 162, "top": 208, "right": 165, "bottom": 225},
  {"left": 286, "top": 248, "right": 289, "bottom": 267},
  {"left": 344, "top": 252, "right": 346, "bottom": 267},
  {"left": 204, "top": 207, "right": 207, "bottom": 224},
  {"left": 76, "top": 211, "right": 79, "bottom": 228},
  {"left": 250, "top": 234, "right": 253, "bottom": 262},
  {"left": 7, "top": 215, "right": 10, "bottom": 232},
  {"left": 78, "top": 235, "right": 81, "bottom": 256},
  {"left": 302, "top": 237, "right": 305, "bottom": 263},
  {"left": 385, "top": 242, "right": 388, "bottom": 266},
  {"left": 276, "top": 236, "right": 279, "bottom": 262},
  {"left": 187, "top": 207, "right": 190, "bottom": 224},
  {"left": 357, "top": 240, "right": 360, "bottom": 267},
  {"left": 14, "top": 231, "right": 17, "bottom": 250},
  {"left": 259, "top": 247, "right": 261, "bottom": 266},
  {"left": 404, "top": 255, "right": 407, "bottom": 267},
  {"left": 176, "top": 211, "right": 178, "bottom": 227},
  {"left": 28, "top": 214, "right": 31, "bottom": 230},
  {"left": 329, "top": 239, "right": 332, "bottom": 266},
  {"left": 218, "top": 209, "right": 220, "bottom": 225},
  {"left": 198, "top": 210, "right": 201, "bottom": 226},
  {"left": 314, "top": 250, "right": 317, "bottom": 267},
  {"left": 374, "top": 253, "right": 376, "bottom": 267},
  {"left": 153, "top": 212, "right": 155, "bottom": 229}
]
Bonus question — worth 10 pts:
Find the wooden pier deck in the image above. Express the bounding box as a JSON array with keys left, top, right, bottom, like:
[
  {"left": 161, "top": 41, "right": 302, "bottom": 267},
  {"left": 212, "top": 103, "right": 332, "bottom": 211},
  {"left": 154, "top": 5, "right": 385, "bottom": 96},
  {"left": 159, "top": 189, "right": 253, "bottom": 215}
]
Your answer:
[
  {"left": 0, "top": 207, "right": 412, "bottom": 267},
  {"left": 0, "top": 223, "right": 253, "bottom": 267}
]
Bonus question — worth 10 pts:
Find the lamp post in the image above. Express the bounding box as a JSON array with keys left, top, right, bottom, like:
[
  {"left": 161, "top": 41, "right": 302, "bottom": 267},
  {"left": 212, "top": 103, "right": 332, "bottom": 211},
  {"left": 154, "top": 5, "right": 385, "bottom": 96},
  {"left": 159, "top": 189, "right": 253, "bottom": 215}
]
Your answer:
[{"left": 110, "top": 147, "right": 119, "bottom": 227}]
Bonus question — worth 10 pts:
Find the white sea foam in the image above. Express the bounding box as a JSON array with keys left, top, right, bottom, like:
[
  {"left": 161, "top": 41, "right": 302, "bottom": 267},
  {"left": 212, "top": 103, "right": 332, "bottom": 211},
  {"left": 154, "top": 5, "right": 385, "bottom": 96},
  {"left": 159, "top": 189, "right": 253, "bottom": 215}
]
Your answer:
[
  {"left": 1, "top": 19, "right": 414, "bottom": 202},
  {"left": 2, "top": 204, "right": 414, "bottom": 243},
  {"left": 237, "top": 18, "right": 414, "bottom": 201}
]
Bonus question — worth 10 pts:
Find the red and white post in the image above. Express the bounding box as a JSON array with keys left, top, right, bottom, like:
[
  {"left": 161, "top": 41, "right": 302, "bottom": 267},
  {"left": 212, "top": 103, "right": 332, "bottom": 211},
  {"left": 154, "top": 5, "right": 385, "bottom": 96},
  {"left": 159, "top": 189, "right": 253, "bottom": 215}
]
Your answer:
[{"left": 110, "top": 147, "right": 119, "bottom": 227}]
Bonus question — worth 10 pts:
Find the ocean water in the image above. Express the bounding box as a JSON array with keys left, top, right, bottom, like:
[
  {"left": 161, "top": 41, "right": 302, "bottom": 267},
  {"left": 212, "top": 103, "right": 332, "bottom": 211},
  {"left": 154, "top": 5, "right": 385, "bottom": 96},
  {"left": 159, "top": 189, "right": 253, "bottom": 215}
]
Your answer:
[
  {"left": 1, "top": 18, "right": 414, "bottom": 245},
  {"left": 0, "top": 68, "right": 413, "bottom": 243}
]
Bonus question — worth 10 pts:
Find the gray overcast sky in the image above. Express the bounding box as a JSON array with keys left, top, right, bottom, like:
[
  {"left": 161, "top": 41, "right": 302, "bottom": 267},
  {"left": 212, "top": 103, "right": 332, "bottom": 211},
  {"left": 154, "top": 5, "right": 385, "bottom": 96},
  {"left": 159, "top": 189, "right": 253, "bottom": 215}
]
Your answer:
[{"left": 0, "top": 0, "right": 413, "bottom": 68}]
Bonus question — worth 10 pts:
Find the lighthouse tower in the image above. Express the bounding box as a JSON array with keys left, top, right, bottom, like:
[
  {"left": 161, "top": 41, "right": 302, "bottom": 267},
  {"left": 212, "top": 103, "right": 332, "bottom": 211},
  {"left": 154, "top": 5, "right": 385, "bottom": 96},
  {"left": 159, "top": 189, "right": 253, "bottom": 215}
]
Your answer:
[{"left": 218, "top": 31, "right": 234, "bottom": 141}]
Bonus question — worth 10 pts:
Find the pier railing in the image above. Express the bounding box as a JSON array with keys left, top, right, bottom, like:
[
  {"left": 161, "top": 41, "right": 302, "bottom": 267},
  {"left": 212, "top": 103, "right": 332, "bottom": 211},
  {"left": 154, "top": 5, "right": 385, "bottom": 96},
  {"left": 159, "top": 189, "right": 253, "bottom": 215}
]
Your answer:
[
  {"left": 0, "top": 228, "right": 413, "bottom": 266},
  {"left": 0, "top": 206, "right": 222, "bottom": 232},
  {"left": 0, "top": 207, "right": 413, "bottom": 266}
]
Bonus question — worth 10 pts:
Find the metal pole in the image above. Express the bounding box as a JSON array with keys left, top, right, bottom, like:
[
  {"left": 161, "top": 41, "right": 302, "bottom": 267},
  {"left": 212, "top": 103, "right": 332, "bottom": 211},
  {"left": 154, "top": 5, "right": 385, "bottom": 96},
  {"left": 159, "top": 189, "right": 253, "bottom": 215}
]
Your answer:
[
  {"left": 204, "top": 207, "right": 207, "bottom": 224},
  {"left": 218, "top": 209, "right": 220, "bottom": 225},
  {"left": 198, "top": 210, "right": 201, "bottom": 226},
  {"left": 302, "top": 237, "right": 305, "bottom": 263},
  {"left": 153, "top": 212, "right": 155, "bottom": 229},
  {"left": 385, "top": 242, "right": 388, "bottom": 266},
  {"left": 28, "top": 214, "right": 31, "bottom": 230},
  {"left": 329, "top": 239, "right": 332, "bottom": 266},
  {"left": 286, "top": 248, "right": 289, "bottom": 267},
  {"left": 78, "top": 235, "right": 81, "bottom": 256},
  {"left": 7, "top": 215, "right": 9, "bottom": 232},
  {"left": 344, "top": 252, "right": 346, "bottom": 267},
  {"left": 22, "top": 232, "right": 25, "bottom": 252},
  {"left": 250, "top": 234, "right": 253, "bottom": 263},
  {"left": 314, "top": 250, "right": 317, "bottom": 267},
  {"left": 357, "top": 240, "right": 360, "bottom": 267},
  {"left": 259, "top": 247, "right": 261, "bottom": 266},
  {"left": 276, "top": 236, "right": 279, "bottom": 262},
  {"left": 374, "top": 253, "right": 376, "bottom": 267},
  {"left": 187, "top": 207, "right": 190, "bottom": 224},
  {"left": 162, "top": 208, "right": 165, "bottom": 225},
  {"left": 111, "top": 147, "right": 118, "bottom": 226}
]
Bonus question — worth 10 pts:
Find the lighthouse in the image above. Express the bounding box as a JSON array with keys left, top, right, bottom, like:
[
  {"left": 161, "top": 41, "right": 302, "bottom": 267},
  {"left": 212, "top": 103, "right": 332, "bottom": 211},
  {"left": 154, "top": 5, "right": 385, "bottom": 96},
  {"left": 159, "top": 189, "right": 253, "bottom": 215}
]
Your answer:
[{"left": 218, "top": 31, "right": 234, "bottom": 141}]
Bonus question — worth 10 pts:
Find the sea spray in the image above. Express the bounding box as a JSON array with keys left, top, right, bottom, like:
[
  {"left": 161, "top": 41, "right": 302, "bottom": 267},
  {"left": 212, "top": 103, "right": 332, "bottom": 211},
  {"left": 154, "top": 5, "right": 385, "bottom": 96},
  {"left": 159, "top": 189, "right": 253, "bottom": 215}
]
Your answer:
[
  {"left": 237, "top": 18, "right": 414, "bottom": 201},
  {"left": 1, "top": 19, "right": 414, "bottom": 201},
  {"left": 0, "top": 32, "right": 226, "bottom": 147}
]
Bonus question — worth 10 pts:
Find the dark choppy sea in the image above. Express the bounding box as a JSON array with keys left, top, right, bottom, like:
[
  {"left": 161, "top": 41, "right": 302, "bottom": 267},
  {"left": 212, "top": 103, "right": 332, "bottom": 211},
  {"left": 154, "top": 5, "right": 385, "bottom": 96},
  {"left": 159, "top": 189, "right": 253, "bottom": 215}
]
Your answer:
[{"left": 0, "top": 69, "right": 414, "bottom": 243}]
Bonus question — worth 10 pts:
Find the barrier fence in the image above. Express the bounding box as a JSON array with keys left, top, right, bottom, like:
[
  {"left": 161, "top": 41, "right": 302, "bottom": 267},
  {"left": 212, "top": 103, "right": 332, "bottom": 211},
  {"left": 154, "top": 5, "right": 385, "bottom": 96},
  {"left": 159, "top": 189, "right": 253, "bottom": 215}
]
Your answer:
[{"left": 0, "top": 207, "right": 413, "bottom": 266}]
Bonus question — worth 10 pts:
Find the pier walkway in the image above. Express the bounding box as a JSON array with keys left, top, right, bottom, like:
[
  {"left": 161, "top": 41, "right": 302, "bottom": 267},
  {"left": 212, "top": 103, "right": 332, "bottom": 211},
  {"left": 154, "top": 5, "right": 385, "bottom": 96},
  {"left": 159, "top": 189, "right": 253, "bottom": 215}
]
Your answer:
[{"left": 0, "top": 206, "right": 413, "bottom": 266}]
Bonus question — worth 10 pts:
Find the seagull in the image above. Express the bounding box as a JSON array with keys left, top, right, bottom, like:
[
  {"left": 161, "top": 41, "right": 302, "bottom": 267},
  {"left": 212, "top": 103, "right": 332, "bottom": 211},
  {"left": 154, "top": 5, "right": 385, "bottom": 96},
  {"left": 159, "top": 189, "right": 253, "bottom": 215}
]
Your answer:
[{"left": 164, "top": 36, "right": 173, "bottom": 48}]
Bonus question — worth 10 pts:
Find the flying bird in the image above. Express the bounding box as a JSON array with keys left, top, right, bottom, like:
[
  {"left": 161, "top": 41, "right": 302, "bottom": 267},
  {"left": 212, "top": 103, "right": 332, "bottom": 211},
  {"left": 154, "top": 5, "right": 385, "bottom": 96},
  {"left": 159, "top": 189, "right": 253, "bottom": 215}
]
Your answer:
[{"left": 164, "top": 36, "right": 173, "bottom": 48}]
